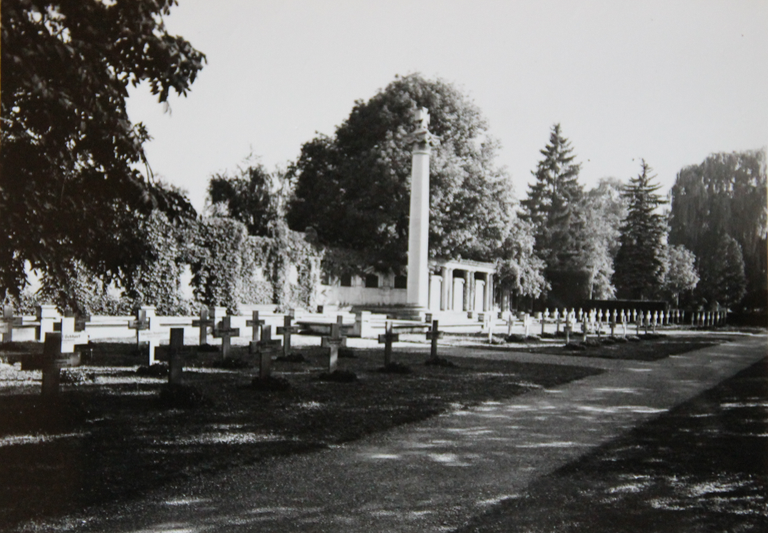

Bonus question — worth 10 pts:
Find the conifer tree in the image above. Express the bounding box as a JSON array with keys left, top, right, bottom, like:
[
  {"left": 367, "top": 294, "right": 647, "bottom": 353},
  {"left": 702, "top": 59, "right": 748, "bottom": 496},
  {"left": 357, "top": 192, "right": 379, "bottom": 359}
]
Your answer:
[
  {"left": 613, "top": 160, "right": 667, "bottom": 299},
  {"left": 521, "top": 124, "right": 583, "bottom": 270}
]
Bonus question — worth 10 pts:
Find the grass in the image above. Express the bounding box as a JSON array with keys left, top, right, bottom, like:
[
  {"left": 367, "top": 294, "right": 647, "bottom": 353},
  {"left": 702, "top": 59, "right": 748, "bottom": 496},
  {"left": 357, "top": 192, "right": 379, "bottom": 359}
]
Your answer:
[
  {"left": 0, "top": 344, "right": 600, "bottom": 529},
  {"left": 456, "top": 357, "right": 768, "bottom": 532}
]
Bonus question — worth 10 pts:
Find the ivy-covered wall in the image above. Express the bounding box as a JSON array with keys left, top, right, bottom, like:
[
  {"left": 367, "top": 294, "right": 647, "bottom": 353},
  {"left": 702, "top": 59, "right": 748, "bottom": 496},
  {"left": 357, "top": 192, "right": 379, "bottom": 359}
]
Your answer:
[
  {"left": 189, "top": 218, "right": 323, "bottom": 312},
  {"left": 12, "top": 214, "right": 327, "bottom": 316}
]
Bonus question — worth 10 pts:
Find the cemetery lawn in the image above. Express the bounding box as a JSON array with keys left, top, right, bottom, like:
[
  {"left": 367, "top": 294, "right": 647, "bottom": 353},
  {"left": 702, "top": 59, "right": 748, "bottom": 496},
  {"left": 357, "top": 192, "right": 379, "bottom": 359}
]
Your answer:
[
  {"left": 443, "top": 333, "right": 724, "bottom": 361},
  {"left": 0, "top": 346, "right": 600, "bottom": 529},
  {"left": 456, "top": 357, "right": 768, "bottom": 533}
]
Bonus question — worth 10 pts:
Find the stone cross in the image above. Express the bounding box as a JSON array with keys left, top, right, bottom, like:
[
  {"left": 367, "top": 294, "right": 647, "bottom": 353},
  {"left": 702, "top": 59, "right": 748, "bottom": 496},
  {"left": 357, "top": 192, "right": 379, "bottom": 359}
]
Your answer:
[
  {"left": 1, "top": 306, "right": 23, "bottom": 343},
  {"left": 40, "top": 331, "right": 84, "bottom": 396},
  {"left": 192, "top": 307, "right": 215, "bottom": 346},
  {"left": 277, "top": 315, "right": 302, "bottom": 358},
  {"left": 378, "top": 321, "right": 399, "bottom": 366},
  {"left": 213, "top": 316, "right": 240, "bottom": 359},
  {"left": 564, "top": 314, "right": 573, "bottom": 344},
  {"left": 57, "top": 317, "right": 90, "bottom": 354},
  {"left": 128, "top": 309, "right": 159, "bottom": 364},
  {"left": 168, "top": 328, "right": 185, "bottom": 384},
  {"left": 322, "top": 322, "right": 345, "bottom": 373},
  {"left": 36, "top": 305, "right": 60, "bottom": 342},
  {"left": 246, "top": 310, "right": 265, "bottom": 342},
  {"left": 426, "top": 319, "right": 442, "bottom": 360},
  {"left": 251, "top": 325, "right": 282, "bottom": 379}
]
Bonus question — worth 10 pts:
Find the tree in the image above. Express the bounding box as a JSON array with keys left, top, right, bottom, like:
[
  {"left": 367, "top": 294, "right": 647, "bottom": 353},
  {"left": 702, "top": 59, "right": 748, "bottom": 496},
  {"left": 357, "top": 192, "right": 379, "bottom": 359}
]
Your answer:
[
  {"left": 662, "top": 244, "right": 699, "bottom": 307},
  {"left": 520, "top": 124, "right": 583, "bottom": 271},
  {"left": 571, "top": 178, "right": 628, "bottom": 299},
  {"left": 495, "top": 217, "right": 548, "bottom": 306},
  {"left": 669, "top": 150, "right": 767, "bottom": 305},
  {"left": 287, "top": 73, "right": 516, "bottom": 270},
  {"left": 695, "top": 232, "right": 746, "bottom": 308},
  {"left": 207, "top": 158, "right": 288, "bottom": 237},
  {"left": 1, "top": 0, "right": 205, "bottom": 301},
  {"left": 613, "top": 160, "right": 667, "bottom": 300}
]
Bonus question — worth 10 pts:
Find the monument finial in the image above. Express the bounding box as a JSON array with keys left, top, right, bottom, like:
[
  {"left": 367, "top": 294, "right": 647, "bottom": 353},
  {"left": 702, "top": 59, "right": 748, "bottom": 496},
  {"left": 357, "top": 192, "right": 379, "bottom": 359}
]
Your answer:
[{"left": 413, "top": 107, "right": 434, "bottom": 146}]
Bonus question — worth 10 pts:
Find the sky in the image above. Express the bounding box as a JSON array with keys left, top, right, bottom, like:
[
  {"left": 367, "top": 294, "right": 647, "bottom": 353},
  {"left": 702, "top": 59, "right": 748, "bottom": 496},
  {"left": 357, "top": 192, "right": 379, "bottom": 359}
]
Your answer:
[{"left": 126, "top": 0, "right": 768, "bottom": 213}]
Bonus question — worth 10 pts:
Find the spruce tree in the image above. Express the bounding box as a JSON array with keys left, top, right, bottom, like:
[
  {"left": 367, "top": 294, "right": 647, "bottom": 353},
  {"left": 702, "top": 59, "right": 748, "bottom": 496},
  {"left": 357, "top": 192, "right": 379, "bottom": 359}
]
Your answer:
[
  {"left": 521, "top": 124, "right": 583, "bottom": 270},
  {"left": 613, "top": 160, "right": 667, "bottom": 299}
]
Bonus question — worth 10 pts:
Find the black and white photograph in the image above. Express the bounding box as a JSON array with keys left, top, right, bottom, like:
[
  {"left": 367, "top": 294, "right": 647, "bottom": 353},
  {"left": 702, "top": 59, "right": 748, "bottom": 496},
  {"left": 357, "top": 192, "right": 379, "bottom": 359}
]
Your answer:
[{"left": 1, "top": 0, "right": 766, "bottom": 531}]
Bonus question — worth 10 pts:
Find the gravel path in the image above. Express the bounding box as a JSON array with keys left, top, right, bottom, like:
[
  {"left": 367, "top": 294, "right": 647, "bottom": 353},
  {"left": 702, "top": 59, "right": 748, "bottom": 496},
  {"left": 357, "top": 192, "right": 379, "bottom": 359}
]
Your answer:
[{"left": 21, "top": 333, "right": 767, "bottom": 533}]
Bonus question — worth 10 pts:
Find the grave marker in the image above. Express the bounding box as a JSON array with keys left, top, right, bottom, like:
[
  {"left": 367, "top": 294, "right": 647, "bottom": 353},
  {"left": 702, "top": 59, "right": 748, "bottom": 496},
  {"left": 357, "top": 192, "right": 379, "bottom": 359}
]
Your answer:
[
  {"left": 277, "top": 315, "right": 302, "bottom": 358},
  {"left": 426, "top": 319, "right": 442, "bottom": 360},
  {"left": 40, "top": 331, "right": 86, "bottom": 396},
  {"left": 322, "top": 322, "right": 345, "bottom": 373},
  {"left": 168, "top": 328, "right": 185, "bottom": 384},
  {"left": 192, "top": 307, "right": 216, "bottom": 346},
  {"left": 213, "top": 316, "right": 240, "bottom": 359},
  {"left": 246, "top": 311, "right": 265, "bottom": 342},
  {"left": 128, "top": 308, "right": 161, "bottom": 364},
  {"left": 251, "top": 325, "right": 282, "bottom": 379},
  {"left": 378, "top": 321, "right": 399, "bottom": 366}
]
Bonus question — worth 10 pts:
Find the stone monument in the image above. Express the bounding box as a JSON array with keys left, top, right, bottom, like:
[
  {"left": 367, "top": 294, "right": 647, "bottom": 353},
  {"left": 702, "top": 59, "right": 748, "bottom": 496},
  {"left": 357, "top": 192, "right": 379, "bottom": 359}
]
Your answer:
[{"left": 406, "top": 107, "right": 434, "bottom": 310}]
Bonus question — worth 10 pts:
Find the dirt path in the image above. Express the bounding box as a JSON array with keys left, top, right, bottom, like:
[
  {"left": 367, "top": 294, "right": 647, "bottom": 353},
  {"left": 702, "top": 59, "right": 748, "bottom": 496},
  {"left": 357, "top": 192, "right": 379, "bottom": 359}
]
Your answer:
[{"left": 18, "top": 333, "right": 767, "bottom": 533}]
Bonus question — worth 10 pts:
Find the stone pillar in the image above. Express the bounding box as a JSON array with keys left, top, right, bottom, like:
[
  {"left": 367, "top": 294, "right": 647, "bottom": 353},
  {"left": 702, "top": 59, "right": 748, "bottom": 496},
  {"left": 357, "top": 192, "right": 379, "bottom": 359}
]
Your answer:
[
  {"left": 406, "top": 108, "right": 432, "bottom": 309},
  {"left": 441, "top": 267, "right": 453, "bottom": 311},
  {"left": 463, "top": 271, "right": 472, "bottom": 312},
  {"left": 487, "top": 273, "right": 494, "bottom": 312}
]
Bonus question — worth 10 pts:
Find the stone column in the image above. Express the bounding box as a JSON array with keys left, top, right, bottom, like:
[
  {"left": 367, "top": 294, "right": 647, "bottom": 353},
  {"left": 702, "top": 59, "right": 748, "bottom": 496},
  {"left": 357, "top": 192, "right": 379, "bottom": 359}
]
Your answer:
[
  {"left": 441, "top": 267, "right": 453, "bottom": 311},
  {"left": 406, "top": 108, "right": 432, "bottom": 309},
  {"left": 486, "top": 273, "right": 494, "bottom": 312},
  {"left": 463, "top": 271, "right": 472, "bottom": 311}
]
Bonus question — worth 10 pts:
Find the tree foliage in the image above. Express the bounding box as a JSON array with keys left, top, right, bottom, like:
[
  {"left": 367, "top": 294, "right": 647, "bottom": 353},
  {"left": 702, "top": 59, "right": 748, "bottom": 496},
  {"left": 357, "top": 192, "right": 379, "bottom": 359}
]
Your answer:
[
  {"left": 662, "top": 244, "right": 699, "bottom": 307},
  {"left": 571, "top": 178, "right": 627, "bottom": 299},
  {"left": 207, "top": 158, "right": 289, "bottom": 237},
  {"left": 286, "top": 73, "right": 516, "bottom": 270},
  {"left": 669, "top": 150, "right": 767, "bottom": 304},
  {"left": 1, "top": 0, "right": 205, "bottom": 299},
  {"left": 613, "top": 160, "right": 667, "bottom": 300},
  {"left": 695, "top": 232, "right": 747, "bottom": 309},
  {"left": 520, "top": 124, "right": 584, "bottom": 270}
]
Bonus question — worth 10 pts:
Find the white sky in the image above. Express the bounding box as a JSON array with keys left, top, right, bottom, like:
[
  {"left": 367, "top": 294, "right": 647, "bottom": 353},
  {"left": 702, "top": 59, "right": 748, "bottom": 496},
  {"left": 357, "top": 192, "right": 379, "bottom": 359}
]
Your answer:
[{"left": 126, "top": 0, "right": 768, "bottom": 213}]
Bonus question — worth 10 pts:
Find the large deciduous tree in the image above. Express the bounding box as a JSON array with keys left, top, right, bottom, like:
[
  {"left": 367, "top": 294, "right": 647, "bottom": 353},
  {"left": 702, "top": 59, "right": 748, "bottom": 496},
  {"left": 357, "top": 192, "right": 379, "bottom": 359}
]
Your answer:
[
  {"left": 207, "top": 158, "right": 289, "bottom": 237},
  {"left": 286, "top": 73, "right": 517, "bottom": 271},
  {"left": 571, "top": 178, "right": 628, "bottom": 300},
  {"left": 695, "top": 232, "right": 747, "bottom": 309},
  {"left": 1, "top": 0, "right": 205, "bottom": 300},
  {"left": 668, "top": 150, "right": 767, "bottom": 307},
  {"left": 662, "top": 244, "right": 699, "bottom": 307},
  {"left": 613, "top": 160, "right": 667, "bottom": 300}
]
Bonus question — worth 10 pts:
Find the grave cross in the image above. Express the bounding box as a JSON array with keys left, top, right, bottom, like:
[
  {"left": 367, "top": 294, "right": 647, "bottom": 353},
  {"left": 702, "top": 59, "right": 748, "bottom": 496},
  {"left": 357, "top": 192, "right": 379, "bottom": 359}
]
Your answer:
[
  {"left": 426, "top": 319, "right": 442, "bottom": 360},
  {"left": 128, "top": 309, "right": 159, "bottom": 364},
  {"left": 213, "top": 316, "right": 240, "bottom": 359},
  {"left": 378, "top": 321, "right": 399, "bottom": 366},
  {"left": 1, "top": 306, "right": 23, "bottom": 343},
  {"left": 56, "top": 317, "right": 90, "bottom": 355},
  {"left": 251, "top": 325, "right": 282, "bottom": 379},
  {"left": 192, "top": 307, "right": 216, "bottom": 346},
  {"left": 277, "top": 315, "right": 302, "bottom": 358},
  {"left": 168, "top": 328, "right": 185, "bottom": 385},
  {"left": 40, "top": 331, "right": 84, "bottom": 396},
  {"left": 246, "top": 310, "right": 265, "bottom": 342},
  {"left": 321, "top": 321, "right": 345, "bottom": 373}
]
